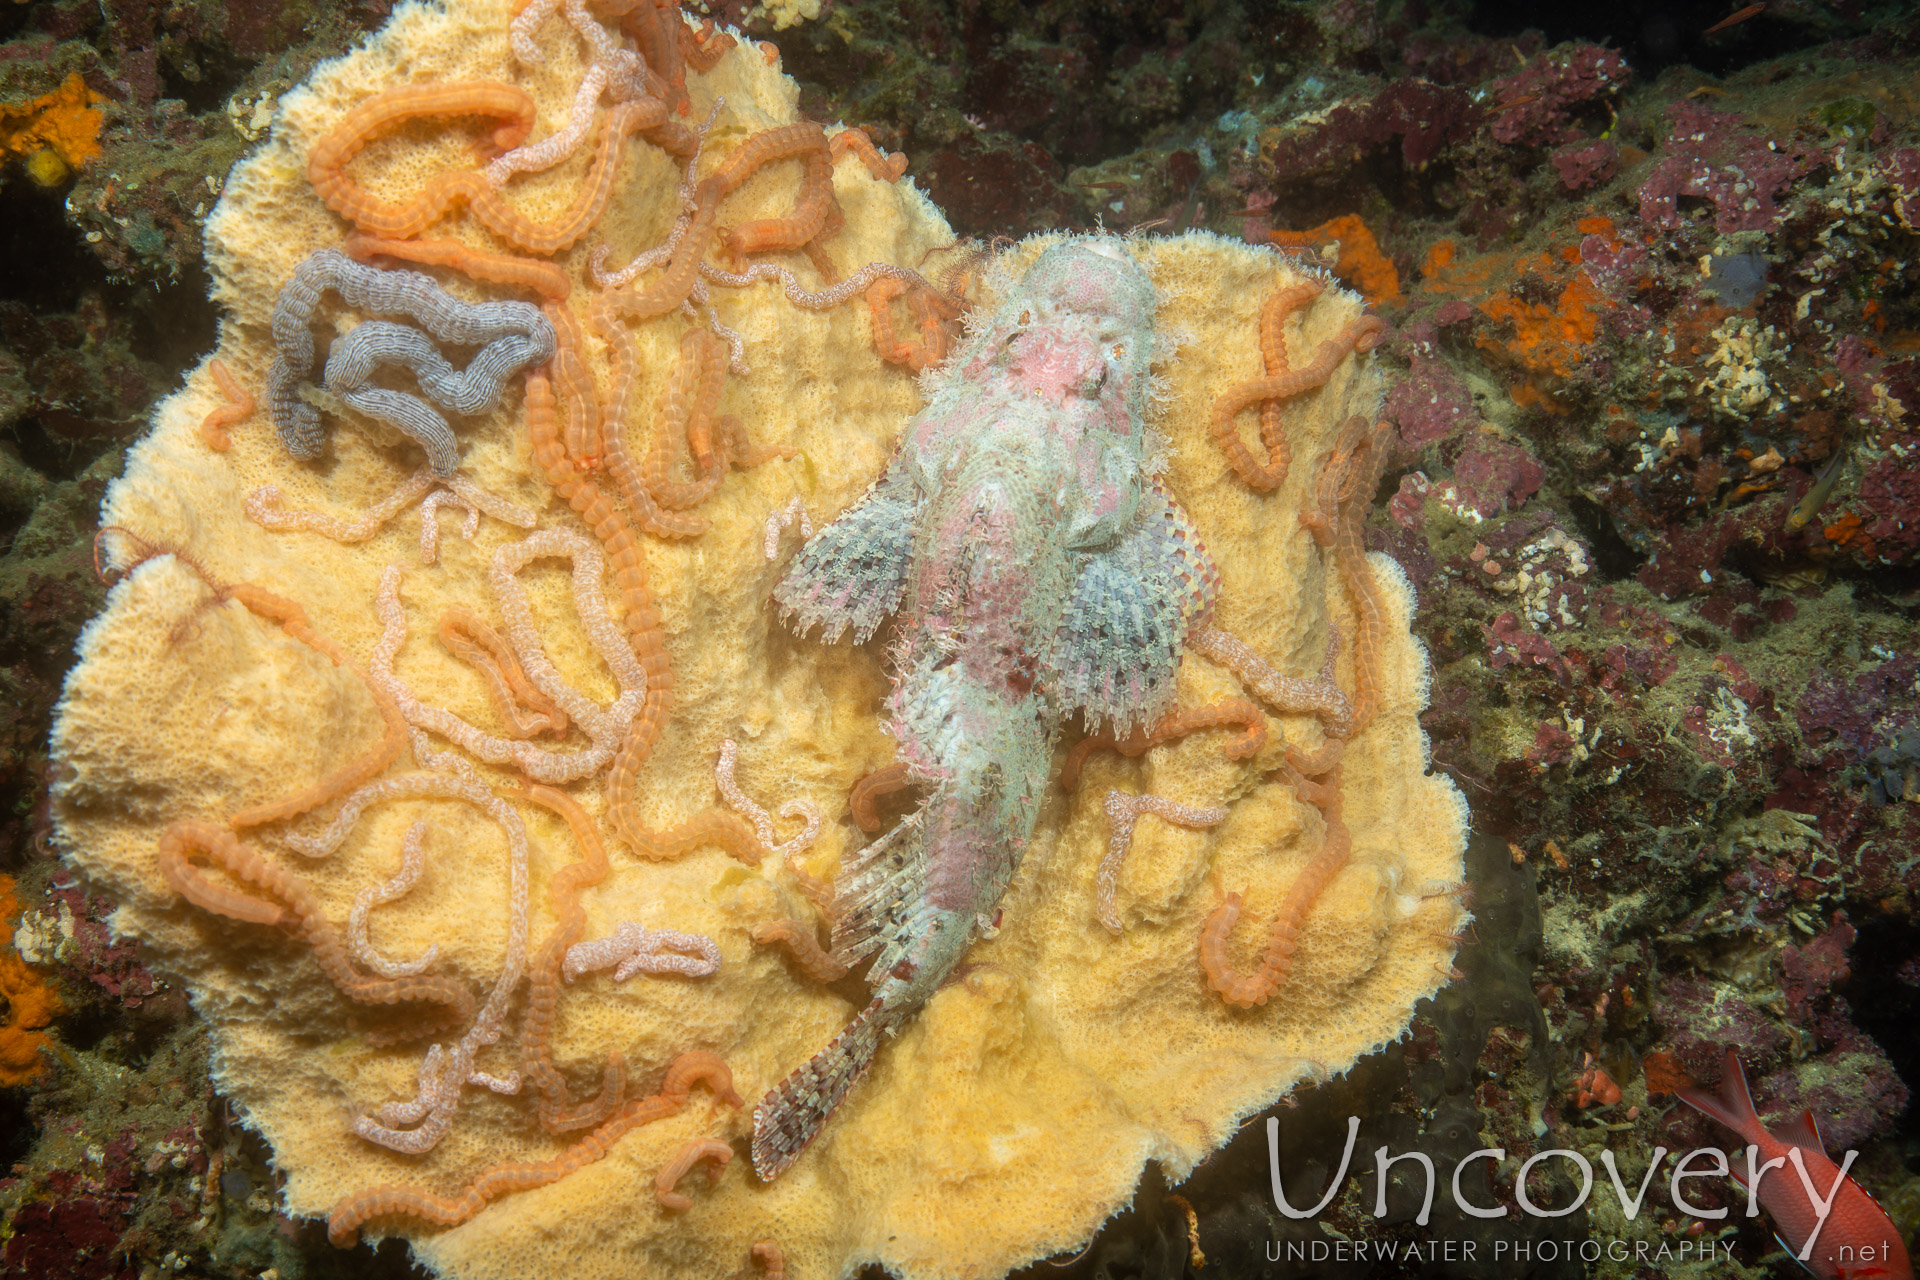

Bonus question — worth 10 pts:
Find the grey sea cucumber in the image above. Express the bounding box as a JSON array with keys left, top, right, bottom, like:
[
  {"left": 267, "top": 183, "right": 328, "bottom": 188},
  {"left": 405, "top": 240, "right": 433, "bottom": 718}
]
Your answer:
[{"left": 268, "top": 248, "right": 554, "bottom": 474}]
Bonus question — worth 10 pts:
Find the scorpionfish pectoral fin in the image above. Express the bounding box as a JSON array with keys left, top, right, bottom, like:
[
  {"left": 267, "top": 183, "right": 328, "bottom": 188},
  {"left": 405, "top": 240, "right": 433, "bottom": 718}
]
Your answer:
[
  {"left": 773, "top": 464, "right": 922, "bottom": 644},
  {"left": 752, "top": 996, "right": 894, "bottom": 1180},
  {"left": 1047, "top": 482, "right": 1220, "bottom": 734}
]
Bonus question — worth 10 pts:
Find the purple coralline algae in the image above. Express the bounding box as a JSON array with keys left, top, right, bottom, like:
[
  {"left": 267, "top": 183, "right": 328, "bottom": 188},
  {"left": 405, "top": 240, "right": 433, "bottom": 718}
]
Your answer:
[
  {"left": 1270, "top": 78, "right": 1479, "bottom": 177},
  {"left": 1549, "top": 138, "right": 1619, "bottom": 193},
  {"left": 1639, "top": 100, "right": 1817, "bottom": 233},
  {"left": 1449, "top": 436, "right": 1547, "bottom": 517},
  {"left": 1486, "top": 43, "right": 1630, "bottom": 148},
  {"left": 1382, "top": 338, "right": 1474, "bottom": 450}
]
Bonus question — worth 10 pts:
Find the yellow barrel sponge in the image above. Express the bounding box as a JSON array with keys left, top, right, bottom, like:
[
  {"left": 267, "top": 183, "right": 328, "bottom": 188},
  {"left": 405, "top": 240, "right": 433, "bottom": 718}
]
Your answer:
[{"left": 49, "top": 2, "right": 1467, "bottom": 1278}]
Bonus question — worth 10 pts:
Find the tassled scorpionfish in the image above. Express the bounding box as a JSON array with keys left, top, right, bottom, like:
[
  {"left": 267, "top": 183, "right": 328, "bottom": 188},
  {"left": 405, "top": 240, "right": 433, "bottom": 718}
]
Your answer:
[{"left": 755, "top": 236, "right": 1218, "bottom": 1176}]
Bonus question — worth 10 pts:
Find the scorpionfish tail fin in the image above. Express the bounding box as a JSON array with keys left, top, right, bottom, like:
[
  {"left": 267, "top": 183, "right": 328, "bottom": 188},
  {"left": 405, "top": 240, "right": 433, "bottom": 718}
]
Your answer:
[
  {"left": 752, "top": 997, "right": 892, "bottom": 1179},
  {"left": 772, "top": 465, "right": 921, "bottom": 645}
]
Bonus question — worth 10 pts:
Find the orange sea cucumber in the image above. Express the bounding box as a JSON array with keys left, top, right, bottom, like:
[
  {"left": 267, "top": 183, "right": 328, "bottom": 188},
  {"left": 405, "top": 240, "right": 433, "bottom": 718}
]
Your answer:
[
  {"left": 224, "top": 583, "right": 408, "bottom": 830},
  {"left": 593, "top": 199, "right": 724, "bottom": 324},
  {"left": 618, "top": 3, "right": 733, "bottom": 117},
  {"left": 681, "top": 19, "right": 735, "bottom": 73},
  {"left": 618, "top": 806, "right": 767, "bottom": 866},
  {"left": 782, "top": 847, "right": 837, "bottom": 913},
  {"left": 848, "top": 760, "right": 914, "bottom": 833},
  {"left": 1296, "top": 415, "right": 1393, "bottom": 747},
  {"left": 571, "top": 298, "right": 774, "bottom": 545},
  {"left": 599, "top": 327, "right": 730, "bottom": 536},
  {"left": 543, "top": 302, "right": 607, "bottom": 470},
  {"left": 554, "top": 301, "right": 717, "bottom": 539},
  {"left": 310, "top": 89, "right": 677, "bottom": 253},
  {"left": 158, "top": 820, "right": 474, "bottom": 1038},
  {"left": 642, "top": 328, "right": 729, "bottom": 509},
  {"left": 513, "top": 784, "right": 626, "bottom": 1132},
  {"left": 524, "top": 368, "right": 670, "bottom": 764},
  {"left": 1199, "top": 770, "right": 1352, "bottom": 1008},
  {"left": 1206, "top": 281, "right": 1320, "bottom": 490},
  {"left": 344, "top": 234, "right": 571, "bottom": 300},
  {"left": 524, "top": 370, "right": 762, "bottom": 866},
  {"left": 1210, "top": 296, "right": 1384, "bottom": 491},
  {"left": 307, "top": 81, "right": 535, "bottom": 207},
  {"left": 720, "top": 148, "right": 837, "bottom": 270},
  {"left": 864, "top": 275, "right": 961, "bottom": 373},
  {"left": 594, "top": 339, "right": 715, "bottom": 538},
  {"left": 328, "top": 1051, "right": 741, "bottom": 1245},
  {"left": 864, "top": 276, "right": 916, "bottom": 368},
  {"left": 199, "top": 358, "right": 256, "bottom": 453},
  {"left": 596, "top": 123, "right": 843, "bottom": 326},
  {"left": 1061, "top": 698, "right": 1268, "bottom": 792},
  {"left": 437, "top": 607, "right": 570, "bottom": 739},
  {"left": 654, "top": 1136, "right": 733, "bottom": 1210},
  {"left": 1187, "top": 624, "right": 1351, "bottom": 743},
  {"left": 1097, "top": 791, "right": 1228, "bottom": 935},
  {"left": 158, "top": 821, "right": 287, "bottom": 926},
  {"left": 751, "top": 919, "right": 849, "bottom": 983},
  {"left": 911, "top": 281, "right": 963, "bottom": 363},
  {"left": 830, "top": 127, "right": 908, "bottom": 182}
]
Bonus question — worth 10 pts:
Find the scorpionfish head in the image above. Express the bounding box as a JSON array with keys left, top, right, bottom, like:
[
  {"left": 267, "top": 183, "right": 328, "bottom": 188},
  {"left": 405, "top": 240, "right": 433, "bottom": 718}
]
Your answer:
[{"left": 996, "top": 238, "right": 1158, "bottom": 420}]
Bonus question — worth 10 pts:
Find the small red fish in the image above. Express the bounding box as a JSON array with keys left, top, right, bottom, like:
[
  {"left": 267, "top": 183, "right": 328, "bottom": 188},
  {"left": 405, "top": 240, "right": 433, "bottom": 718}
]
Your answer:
[
  {"left": 1704, "top": 3, "right": 1766, "bottom": 35},
  {"left": 1488, "top": 92, "right": 1543, "bottom": 115},
  {"left": 1677, "top": 1051, "right": 1912, "bottom": 1280}
]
